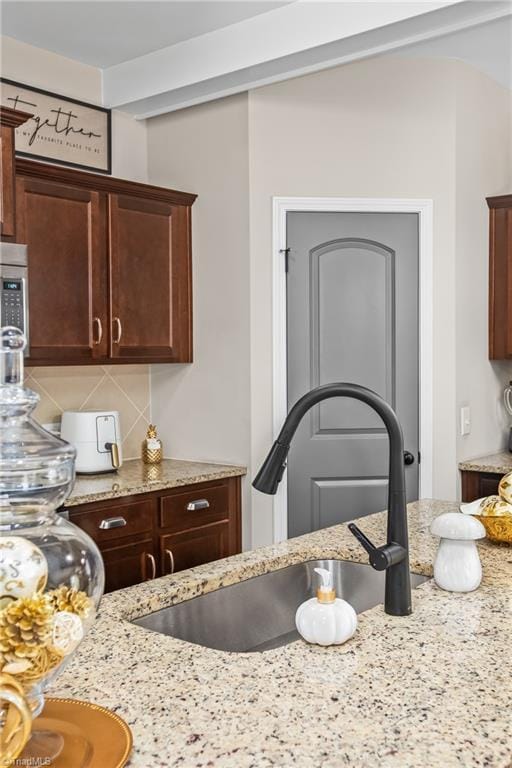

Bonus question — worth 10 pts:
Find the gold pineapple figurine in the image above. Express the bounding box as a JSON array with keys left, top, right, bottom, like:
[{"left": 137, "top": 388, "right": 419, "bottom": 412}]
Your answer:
[{"left": 142, "top": 424, "right": 163, "bottom": 465}]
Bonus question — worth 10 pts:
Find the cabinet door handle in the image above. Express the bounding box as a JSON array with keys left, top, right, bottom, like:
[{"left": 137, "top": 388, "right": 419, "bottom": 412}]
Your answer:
[
  {"left": 186, "top": 499, "right": 210, "bottom": 511},
  {"left": 112, "top": 317, "right": 122, "bottom": 344},
  {"left": 93, "top": 317, "right": 103, "bottom": 345},
  {"left": 146, "top": 553, "right": 156, "bottom": 580},
  {"left": 99, "top": 516, "right": 127, "bottom": 530},
  {"left": 165, "top": 548, "right": 175, "bottom": 575}
]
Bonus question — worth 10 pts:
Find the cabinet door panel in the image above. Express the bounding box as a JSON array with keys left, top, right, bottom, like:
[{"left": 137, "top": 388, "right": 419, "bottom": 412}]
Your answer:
[
  {"left": 101, "top": 538, "right": 155, "bottom": 593},
  {"left": 478, "top": 475, "right": 501, "bottom": 498},
  {"left": 109, "top": 194, "right": 192, "bottom": 362},
  {"left": 1, "top": 124, "right": 15, "bottom": 237},
  {"left": 488, "top": 199, "right": 512, "bottom": 360},
  {"left": 461, "top": 471, "right": 502, "bottom": 502},
  {"left": 160, "top": 522, "right": 230, "bottom": 576},
  {"left": 16, "top": 177, "right": 108, "bottom": 363}
]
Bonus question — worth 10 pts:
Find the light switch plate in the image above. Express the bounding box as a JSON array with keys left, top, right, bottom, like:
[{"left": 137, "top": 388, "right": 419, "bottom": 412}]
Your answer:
[{"left": 460, "top": 405, "right": 471, "bottom": 436}]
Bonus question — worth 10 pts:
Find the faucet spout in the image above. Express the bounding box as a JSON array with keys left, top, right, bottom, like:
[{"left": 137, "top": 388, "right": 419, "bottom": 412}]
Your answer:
[{"left": 253, "top": 382, "right": 412, "bottom": 616}]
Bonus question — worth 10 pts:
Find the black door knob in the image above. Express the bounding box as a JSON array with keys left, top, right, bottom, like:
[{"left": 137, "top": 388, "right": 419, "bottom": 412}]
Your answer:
[{"left": 404, "top": 451, "right": 415, "bottom": 466}]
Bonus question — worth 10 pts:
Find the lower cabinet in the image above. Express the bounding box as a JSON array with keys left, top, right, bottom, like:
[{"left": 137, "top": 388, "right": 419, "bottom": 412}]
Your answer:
[
  {"left": 67, "top": 476, "right": 241, "bottom": 593},
  {"left": 160, "top": 522, "right": 230, "bottom": 576},
  {"left": 101, "top": 539, "right": 155, "bottom": 593},
  {"left": 460, "top": 471, "right": 502, "bottom": 502}
]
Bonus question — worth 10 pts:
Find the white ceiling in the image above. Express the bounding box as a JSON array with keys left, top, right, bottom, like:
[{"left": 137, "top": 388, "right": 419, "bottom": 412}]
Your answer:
[
  {"left": 0, "top": 0, "right": 291, "bottom": 67},
  {"left": 1, "top": 0, "right": 511, "bottom": 116},
  {"left": 398, "top": 14, "right": 512, "bottom": 89}
]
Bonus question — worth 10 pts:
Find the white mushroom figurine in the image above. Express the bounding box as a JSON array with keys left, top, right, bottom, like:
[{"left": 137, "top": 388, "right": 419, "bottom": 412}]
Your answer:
[{"left": 430, "top": 512, "right": 485, "bottom": 592}]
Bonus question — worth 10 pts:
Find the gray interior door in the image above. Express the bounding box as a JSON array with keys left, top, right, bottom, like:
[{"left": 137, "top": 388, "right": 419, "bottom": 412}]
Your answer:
[{"left": 286, "top": 211, "right": 419, "bottom": 538}]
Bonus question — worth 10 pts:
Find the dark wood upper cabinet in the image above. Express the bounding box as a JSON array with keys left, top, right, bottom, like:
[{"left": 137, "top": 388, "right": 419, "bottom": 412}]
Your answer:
[
  {"left": 487, "top": 194, "right": 512, "bottom": 360},
  {"left": 0, "top": 107, "right": 31, "bottom": 238},
  {"left": 109, "top": 194, "right": 192, "bottom": 362},
  {"left": 9, "top": 158, "right": 196, "bottom": 365},
  {"left": 16, "top": 177, "right": 108, "bottom": 363}
]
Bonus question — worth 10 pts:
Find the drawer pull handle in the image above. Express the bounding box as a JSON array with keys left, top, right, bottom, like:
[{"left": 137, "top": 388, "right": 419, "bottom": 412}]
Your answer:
[
  {"left": 186, "top": 499, "right": 210, "bottom": 511},
  {"left": 93, "top": 317, "right": 103, "bottom": 345},
  {"left": 165, "top": 549, "right": 175, "bottom": 575},
  {"left": 113, "top": 317, "right": 122, "bottom": 344},
  {"left": 99, "top": 516, "right": 127, "bottom": 530},
  {"left": 146, "top": 553, "right": 156, "bottom": 580}
]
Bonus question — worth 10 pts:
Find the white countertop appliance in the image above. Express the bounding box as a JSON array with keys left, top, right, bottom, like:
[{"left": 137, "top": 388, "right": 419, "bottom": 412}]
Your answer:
[{"left": 61, "top": 410, "right": 122, "bottom": 474}]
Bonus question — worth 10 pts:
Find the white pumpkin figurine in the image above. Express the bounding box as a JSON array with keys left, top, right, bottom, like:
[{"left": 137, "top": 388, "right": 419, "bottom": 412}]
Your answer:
[
  {"left": 430, "top": 512, "right": 486, "bottom": 593},
  {"left": 295, "top": 567, "right": 357, "bottom": 646}
]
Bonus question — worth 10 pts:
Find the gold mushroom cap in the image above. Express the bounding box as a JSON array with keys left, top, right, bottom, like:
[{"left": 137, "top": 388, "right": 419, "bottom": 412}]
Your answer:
[
  {"left": 479, "top": 495, "right": 512, "bottom": 518},
  {"left": 460, "top": 477, "right": 512, "bottom": 544},
  {"left": 498, "top": 471, "right": 512, "bottom": 505}
]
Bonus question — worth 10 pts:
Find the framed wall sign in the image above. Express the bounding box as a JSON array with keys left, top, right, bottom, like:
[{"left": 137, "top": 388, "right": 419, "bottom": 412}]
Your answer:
[{"left": 0, "top": 78, "right": 112, "bottom": 174}]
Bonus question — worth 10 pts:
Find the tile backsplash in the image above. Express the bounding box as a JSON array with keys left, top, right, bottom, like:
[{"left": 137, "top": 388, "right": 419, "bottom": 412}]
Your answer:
[{"left": 26, "top": 365, "right": 150, "bottom": 459}]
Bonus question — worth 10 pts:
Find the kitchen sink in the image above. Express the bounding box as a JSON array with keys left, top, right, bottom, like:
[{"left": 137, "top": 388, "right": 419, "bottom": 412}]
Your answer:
[{"left": 133, "top": 559, "right": 429, "bottom": 653}]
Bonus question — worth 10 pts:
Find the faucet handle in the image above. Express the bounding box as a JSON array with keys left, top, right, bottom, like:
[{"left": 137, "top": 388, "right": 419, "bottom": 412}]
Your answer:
[{"left": 348, "top": 523, "right": 407, "bottom": 572}]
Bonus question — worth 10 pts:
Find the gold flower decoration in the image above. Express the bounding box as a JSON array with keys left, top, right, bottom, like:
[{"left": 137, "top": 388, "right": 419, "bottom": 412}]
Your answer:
[
  {"left": 0, "top": 594, "right": 53, "bottom": 662},
  {"left": 0, "top": 595, "right": 64, "bottom": 683},
  {"left": 46, "top": 586, "right": 93, "bottom": 620}
]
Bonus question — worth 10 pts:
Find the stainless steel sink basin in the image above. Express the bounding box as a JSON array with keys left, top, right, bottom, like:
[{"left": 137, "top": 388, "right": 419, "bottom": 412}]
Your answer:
[{"left": 133, "top": 559, "right": 429, "bottom": 653}]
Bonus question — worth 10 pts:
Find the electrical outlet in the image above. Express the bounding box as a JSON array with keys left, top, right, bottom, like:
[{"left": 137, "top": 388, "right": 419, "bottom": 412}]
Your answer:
[{"left": 460, "top": 406, "right": 471, "bottom": 436}]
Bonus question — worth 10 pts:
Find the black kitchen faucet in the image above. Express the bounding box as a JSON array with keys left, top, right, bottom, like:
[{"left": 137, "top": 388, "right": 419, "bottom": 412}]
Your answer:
[{"left": 253, "top": 383, "right": 412, "bottom": 616}]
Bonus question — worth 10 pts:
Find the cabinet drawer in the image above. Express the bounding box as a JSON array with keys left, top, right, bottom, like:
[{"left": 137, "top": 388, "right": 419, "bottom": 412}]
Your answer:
[
  {"left": 159, "top": 483, "right": 230, "bottom": 532},
  {"left": 72, "top": 499, "right": 155, "bottom": 546}
]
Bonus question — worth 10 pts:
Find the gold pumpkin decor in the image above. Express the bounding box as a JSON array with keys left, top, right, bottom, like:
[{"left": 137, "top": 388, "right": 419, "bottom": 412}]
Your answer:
[
  {"left": 498, "top": 472, "right": 512, "bottom": 505},
  {"left": 461, "top": 470, "right": 512, "bottom": 545}
]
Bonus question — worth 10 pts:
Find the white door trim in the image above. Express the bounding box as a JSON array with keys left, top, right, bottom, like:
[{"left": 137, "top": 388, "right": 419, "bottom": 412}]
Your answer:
[{"left": 272, "top": 196, "right": 434, "bottom": 543}]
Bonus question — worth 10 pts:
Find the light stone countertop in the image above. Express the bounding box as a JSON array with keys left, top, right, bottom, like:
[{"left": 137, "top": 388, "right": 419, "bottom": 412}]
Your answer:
[
  {"left": 458, "top": 451, "right": 512, "bottom": 475},
  {"left": 50, "top": 499, "right": 512, "bottom": 767},
  {"left": 66, "top": 458, "right": 247, "bottom": 507}
]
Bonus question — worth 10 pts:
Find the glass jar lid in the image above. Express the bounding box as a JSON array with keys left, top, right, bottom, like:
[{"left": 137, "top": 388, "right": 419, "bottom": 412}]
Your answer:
[{"left": 0, "top": 327, "right": 76, "bottom": 520}]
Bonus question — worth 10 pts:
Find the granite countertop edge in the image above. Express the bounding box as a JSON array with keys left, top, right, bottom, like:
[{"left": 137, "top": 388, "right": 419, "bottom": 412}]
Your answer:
[
  {"left": 66, "top": 458, "right": 247, "bottom": 507},
  {"left": 458, "top": 450, "right": 512, "bottom": 475}
]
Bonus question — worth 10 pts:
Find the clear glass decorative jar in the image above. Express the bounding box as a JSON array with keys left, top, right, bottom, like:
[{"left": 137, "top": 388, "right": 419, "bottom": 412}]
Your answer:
[{"left": 0, "top": 327, "right": 105, "bottom": 721}]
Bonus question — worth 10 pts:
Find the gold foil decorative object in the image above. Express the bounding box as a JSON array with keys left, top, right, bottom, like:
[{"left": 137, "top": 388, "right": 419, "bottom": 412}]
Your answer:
[
  {"left": 498, "top": 472, "right": 512, "bottom": 504},
  {"left": 142, "top": 424, "right": 163, "bottom": 465},
  {"left": 461, "top": 471, "right": 512, "bottom": 545}
]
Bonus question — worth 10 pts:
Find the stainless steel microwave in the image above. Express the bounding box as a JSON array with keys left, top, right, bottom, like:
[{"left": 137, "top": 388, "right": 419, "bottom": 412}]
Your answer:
[{"left": 0, "top": 243, "right": 29, "bottom": 353}]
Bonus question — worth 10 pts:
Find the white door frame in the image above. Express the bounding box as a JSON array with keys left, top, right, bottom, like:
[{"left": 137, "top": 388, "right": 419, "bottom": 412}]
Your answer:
[{"left": 272, "top": 196, "right": 434, "bottom": 543}]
